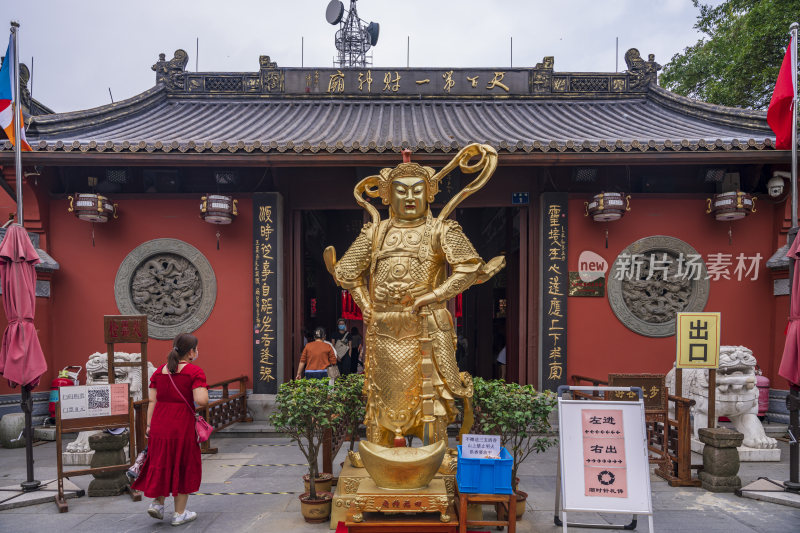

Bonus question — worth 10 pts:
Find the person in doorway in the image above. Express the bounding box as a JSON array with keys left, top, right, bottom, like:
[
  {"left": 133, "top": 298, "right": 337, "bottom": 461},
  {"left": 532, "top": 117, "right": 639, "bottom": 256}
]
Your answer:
[
  {"left": 296, "top": 327, "right": 337, "bottom": 380},
  {"left": 331, "top": 318, "right": 351, "bottom": 375},
  {"left": 496, "top": 345, "right": 507, "bottom": 380},
  {"left": 132, "top": 333, "right": 209, "bottom": 526},
  {"left": 349, "top": 326, "right": 363, "bottom": 374}
]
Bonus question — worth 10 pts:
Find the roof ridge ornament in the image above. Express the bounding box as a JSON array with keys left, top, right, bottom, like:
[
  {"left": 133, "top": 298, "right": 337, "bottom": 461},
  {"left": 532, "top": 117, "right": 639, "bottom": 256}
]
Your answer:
[
  {"left": 152, "top": 49, "right": 188, "bottom": 91},
  {"left": 624, "top": 48, "right": 661, "bottom": 89}
]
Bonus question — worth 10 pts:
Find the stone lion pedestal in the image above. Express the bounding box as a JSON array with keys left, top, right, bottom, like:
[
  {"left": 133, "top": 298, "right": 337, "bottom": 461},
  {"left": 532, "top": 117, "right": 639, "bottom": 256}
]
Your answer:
[{"left": 666, "top": 345, "right": 780, "bottom": 462}]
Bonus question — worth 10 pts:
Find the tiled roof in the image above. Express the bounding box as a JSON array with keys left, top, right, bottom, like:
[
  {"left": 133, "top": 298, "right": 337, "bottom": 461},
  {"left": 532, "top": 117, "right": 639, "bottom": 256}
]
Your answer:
[{"left": 12, "top": 85, "right": 774, "bottom": 156}]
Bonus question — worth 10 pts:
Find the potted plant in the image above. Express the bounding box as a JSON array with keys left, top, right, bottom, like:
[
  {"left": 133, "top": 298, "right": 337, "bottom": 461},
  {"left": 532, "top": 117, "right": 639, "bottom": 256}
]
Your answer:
[
  {"left": 334, "top": 373, "right": 366, "bottom": 457},
  {"left": 270, "top": 378, "right": 345, "bottom": 523},
  {"left": 471, "top": 377, "right": 557, "bottom": 520}
]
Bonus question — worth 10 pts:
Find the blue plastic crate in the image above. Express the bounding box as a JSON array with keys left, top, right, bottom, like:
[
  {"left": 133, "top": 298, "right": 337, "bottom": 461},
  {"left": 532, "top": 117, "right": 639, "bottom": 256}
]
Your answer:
[{"left": 456, "top": 445, "right": 513, "bottom": 494}]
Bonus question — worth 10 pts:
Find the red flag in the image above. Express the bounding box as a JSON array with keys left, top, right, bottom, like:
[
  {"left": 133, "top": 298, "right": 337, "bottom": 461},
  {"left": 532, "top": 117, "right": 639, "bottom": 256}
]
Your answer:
[{"left": 767, "top": 40, "right": 795, "bottom": 150}]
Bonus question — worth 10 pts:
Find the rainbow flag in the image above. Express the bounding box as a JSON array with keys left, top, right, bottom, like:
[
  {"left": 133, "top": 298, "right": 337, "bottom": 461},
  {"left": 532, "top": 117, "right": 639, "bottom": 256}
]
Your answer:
[{"left": 0, "top": 33, "right": 31, "bottom": 151}]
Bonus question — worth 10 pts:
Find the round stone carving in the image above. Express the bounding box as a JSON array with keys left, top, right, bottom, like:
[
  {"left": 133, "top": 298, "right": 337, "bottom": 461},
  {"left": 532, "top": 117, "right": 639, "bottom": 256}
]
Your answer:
[
  {"left": 115, "top": 239, "right": 217, "bottom": 340},
  {"left": 607, "top": 236, "right": 709, "bottom": 337}
]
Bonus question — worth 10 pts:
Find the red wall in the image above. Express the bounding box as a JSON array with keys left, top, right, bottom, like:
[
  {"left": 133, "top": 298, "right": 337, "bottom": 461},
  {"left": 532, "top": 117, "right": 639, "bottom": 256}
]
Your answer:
[
  {"left": 567, "top": 195, "right": 784, "bottom": 385},
  {"left": 1, "top": 196, "right": 255, "bottom": 394}
]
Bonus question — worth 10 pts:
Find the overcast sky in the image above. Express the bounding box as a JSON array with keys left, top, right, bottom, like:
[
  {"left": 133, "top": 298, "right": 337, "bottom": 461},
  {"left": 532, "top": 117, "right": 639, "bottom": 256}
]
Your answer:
[{"left": 5, "top": 0, "right": 721, "bottom": 113}]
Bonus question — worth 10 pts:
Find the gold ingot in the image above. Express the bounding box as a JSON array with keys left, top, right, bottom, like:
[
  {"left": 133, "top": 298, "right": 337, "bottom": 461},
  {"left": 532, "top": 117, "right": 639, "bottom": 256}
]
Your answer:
[{"left": 358, "top": 440, "right": 446, "bottom": 490}]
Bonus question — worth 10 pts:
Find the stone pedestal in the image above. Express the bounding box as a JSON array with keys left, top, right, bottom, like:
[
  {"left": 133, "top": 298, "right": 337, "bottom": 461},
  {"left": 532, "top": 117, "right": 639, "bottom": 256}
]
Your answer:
[
  {"left": 690, "top": 438, "right": 780, "bottom": 462},
  {"left": 698, "top": 428, "right": 743, "bottom": 493},
  {"left": 87, "top": 432, "right": 130, "bottom": 497}
]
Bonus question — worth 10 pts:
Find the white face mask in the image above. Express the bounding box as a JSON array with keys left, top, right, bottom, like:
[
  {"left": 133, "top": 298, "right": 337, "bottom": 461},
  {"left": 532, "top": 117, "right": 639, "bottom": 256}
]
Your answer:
[{"left": 193, "top": 348, "right": 199, "bottom": 361}]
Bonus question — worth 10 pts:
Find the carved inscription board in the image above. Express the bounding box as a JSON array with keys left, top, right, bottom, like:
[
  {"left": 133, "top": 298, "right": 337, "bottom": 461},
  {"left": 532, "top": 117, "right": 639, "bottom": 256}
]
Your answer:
[
  {"left": 253, "top": 193, "right": 283, "bottom": 394},
  {"left": 540, "top": 193, "right": 568, "bottom": 392}
]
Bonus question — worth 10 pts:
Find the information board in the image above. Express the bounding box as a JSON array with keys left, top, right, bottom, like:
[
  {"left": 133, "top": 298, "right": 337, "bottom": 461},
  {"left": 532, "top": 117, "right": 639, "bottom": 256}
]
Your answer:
[
  {"left": 60, "top": 384, "right": 129, "bottom": 420},
  {"left": 558, "top": 399, "right": 652, "bottom": 514}
]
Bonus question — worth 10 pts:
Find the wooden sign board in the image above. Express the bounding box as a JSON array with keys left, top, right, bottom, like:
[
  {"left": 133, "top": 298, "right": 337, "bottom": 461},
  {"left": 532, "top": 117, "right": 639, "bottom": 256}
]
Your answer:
[
  {"left": 605, "top": 374, "right": 666, "bottom": 411},
  {"left": 104, "top": 315, "right": 148, "bottom": 344},
  {"left": 55, "top": 382, "right": 138, "bottom": 512}
]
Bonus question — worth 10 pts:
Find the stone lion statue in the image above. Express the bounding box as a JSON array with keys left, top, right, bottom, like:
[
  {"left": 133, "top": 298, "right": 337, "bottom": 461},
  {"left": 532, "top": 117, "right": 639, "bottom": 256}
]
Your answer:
[
  {"left": 65, "top": 352, "right": 156, "bottom": 453},
  {"left": 665, "top": 345, "right": 777, "bottom": 449}
]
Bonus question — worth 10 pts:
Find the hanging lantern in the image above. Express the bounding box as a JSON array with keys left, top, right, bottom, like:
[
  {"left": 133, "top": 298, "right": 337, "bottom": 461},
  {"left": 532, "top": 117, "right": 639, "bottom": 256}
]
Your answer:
[
  {"left": 67, "top": 193, "right": 117, "bottom": 222},
  {"left": 584, "top": 192, "right": 631, "bottom": 222},
  {"left": 200, "top": 194, "right": 238, "bottom": 224},
  {"left": 705, "top": 191, "right": 756, "bottom": 221}
]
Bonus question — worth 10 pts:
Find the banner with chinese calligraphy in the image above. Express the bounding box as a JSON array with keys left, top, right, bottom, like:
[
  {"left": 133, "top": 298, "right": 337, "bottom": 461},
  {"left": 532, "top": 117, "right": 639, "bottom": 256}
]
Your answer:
[
  {"left": 540, "top": 193, "right": 568, "bottom": 391},
  {"left": 253, "top": 193, "right": 284, "bottom": 394},
  {"left": 676, "top": 312, "right": 720, "bottom": 369},
  {"left": 558, "top": 397, "right": 652, "bottom": 515}
]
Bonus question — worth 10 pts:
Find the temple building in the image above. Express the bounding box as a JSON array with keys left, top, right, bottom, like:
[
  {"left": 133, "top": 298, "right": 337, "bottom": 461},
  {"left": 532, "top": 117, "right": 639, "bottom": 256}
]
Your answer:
[{"left": 0, "top": 48, "right": 790, "bottom": 396}]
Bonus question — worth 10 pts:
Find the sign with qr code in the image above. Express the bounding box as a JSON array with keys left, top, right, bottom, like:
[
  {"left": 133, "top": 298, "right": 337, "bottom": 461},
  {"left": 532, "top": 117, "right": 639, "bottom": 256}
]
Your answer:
[{"left": 60, "top": 383, "right": 128, "bottom": 419}]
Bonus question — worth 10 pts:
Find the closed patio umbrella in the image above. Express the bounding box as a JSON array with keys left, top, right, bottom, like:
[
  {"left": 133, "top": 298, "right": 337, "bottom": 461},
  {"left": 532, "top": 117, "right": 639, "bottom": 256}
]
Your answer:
[
  {"left": 0, "top": 223, "right": 46, "bottom": 491},
  {"left": 780, "top": 235, "right": 800, "bottom": 386},
  {"left": 779, "top": 232, "right": 800, "bottom": 492}
]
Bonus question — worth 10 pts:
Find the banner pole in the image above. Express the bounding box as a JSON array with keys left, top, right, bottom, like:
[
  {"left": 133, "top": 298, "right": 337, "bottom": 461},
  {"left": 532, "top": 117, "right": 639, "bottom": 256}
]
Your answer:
[
  {"left": 786, "top": 21, "right": 800, "bottom": 493},
  {"left": 792, "top": 22, "right": 798, "bottom": 228},
  {"left": 10, "top": 22, "right": 22, "bottom": 228}
]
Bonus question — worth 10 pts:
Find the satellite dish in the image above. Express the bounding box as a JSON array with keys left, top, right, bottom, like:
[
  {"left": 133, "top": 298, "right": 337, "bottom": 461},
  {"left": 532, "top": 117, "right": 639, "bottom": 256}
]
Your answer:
[
  {"left": 326, "top": 0, "right": 345, "bottom": 25},
  {"left": 366, "top": 22, "right": 380, "bottom": 46}
]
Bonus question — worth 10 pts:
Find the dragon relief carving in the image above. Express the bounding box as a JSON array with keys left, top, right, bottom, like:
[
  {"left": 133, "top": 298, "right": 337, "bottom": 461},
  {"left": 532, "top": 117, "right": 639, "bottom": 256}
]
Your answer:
[
  {"left": 621, "top": 251, "right": 691, "bottom": 324},
  {"left": 131, "top": 254, "right": 202, "bottom": 325}
]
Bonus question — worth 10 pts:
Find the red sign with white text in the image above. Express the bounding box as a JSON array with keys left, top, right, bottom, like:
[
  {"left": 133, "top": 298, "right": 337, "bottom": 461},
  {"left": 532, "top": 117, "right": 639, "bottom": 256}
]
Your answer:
[{"left": 581, "top": 409, "right": 627, "bottom": 498}]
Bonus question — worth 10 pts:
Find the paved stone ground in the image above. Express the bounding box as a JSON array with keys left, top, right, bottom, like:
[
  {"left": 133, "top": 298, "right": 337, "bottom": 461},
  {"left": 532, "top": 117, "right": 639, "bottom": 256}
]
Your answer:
[{"left": 0, "top": 433, "right": 798, "bottom": 532}]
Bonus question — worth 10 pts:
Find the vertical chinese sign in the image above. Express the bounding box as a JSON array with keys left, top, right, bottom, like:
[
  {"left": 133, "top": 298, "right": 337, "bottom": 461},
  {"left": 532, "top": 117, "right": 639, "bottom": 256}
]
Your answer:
[
  {"left": 540, "top": 193, "right": 568, "bottom": 391},
  {"left": 253, "top": 193, "right": 284, "bottom": 394},
  {"left": 582, "top": 409, "right": 627, "bottom": 497}
]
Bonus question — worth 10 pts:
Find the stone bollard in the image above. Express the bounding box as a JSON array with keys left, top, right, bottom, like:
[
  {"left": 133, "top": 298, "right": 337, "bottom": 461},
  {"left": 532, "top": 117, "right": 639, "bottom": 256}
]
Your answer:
[
  {"left": 87, "top": 431, "right": 130, "bottom": 496},
  {"left": 698, "top": 427, "right": 744, "bottom": 492},
  {"left": 0, "top": 413, "right": 26, "bottom": 448}
]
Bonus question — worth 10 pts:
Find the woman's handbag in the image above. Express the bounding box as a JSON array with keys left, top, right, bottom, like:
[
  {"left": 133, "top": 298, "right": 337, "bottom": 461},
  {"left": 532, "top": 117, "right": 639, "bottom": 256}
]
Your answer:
[
  {"left": 333, "top": 333, "right": 350, "bottom": 361},
  {"left": 167, "top": 372, "right": 213, "bottom": 443},
  {"left": 327, "top": 363, "right": 341, "bottom": 379},
  {"left": 126, "top": 446, "right": 147, "bottom": 481}
]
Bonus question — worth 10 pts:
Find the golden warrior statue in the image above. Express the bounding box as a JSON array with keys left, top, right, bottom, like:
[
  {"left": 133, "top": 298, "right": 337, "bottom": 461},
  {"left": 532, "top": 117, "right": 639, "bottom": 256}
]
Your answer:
[{"left": 325, "top": 144, "right": 504, "bottom": 449}]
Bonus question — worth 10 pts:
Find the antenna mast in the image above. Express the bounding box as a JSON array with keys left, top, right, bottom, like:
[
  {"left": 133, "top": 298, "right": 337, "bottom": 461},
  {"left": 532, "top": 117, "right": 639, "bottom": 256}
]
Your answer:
[{"left": 326, "top": 0, "right": 379, "bottom": 68}]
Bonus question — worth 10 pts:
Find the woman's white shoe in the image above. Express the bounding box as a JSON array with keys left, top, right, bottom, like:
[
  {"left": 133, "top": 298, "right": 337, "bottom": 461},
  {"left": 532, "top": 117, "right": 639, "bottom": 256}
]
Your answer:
[
  {"left": 147, "top": 503, "right": 164, "bottom": 520},
  {"left": 171, "top": 510, "right": 197, "bottom": 526}
]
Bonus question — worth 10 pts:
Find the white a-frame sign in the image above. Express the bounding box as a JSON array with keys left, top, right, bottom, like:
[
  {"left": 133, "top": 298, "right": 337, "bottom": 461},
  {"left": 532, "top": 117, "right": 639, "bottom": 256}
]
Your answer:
[{"left": 555, "top": 385, "right": 654, "bottom": 532}]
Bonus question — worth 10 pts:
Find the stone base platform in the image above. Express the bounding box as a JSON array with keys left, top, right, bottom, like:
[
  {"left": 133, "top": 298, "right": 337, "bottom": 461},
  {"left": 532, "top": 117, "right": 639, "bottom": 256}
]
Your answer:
[
  {"left": 691, "top": 438, "right": 780, "bottom": 461},
  {"left": 0, "top": 479, "right": 84, "bottom": 511}
]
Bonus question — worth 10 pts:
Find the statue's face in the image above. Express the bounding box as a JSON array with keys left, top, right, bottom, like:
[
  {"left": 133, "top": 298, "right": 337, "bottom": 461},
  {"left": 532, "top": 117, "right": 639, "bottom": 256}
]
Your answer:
[{"left": 390, "top": 177, "right": 427, "bottom": 221}]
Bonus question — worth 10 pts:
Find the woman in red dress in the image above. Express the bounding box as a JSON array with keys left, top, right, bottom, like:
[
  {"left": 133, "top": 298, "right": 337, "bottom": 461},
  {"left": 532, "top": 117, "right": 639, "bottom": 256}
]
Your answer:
[{"left": 132, "top": 333, "right": 209, "bottom": 526}]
